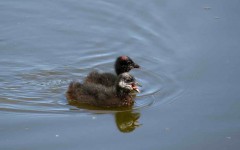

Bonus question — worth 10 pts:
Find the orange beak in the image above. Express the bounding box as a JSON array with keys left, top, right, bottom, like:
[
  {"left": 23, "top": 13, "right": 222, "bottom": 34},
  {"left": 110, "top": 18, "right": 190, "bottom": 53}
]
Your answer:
[{"left": 132, "top": 83, "right": 140, "bottom": 93}]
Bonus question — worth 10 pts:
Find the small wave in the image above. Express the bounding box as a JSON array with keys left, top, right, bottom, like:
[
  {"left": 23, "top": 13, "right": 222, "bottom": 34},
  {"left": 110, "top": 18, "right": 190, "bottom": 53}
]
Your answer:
[{"left": 0, "top": 55, "right": 182, "bottom": 114}]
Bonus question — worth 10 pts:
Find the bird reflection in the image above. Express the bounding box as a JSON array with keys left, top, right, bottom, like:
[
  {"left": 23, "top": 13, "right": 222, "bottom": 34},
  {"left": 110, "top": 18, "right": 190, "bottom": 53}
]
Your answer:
[
  {"left": 68, "top": 103, "right": 142, "bottom": 133},
  {"left": 115, "top": 110, "right": 141, "bottom": 133}
]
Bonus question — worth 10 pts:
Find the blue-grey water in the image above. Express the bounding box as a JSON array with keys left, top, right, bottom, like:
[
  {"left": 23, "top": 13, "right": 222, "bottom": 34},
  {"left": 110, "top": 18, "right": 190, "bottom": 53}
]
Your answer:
[{"left": 1, "top": 0, "right": 240, "bottom": 149}]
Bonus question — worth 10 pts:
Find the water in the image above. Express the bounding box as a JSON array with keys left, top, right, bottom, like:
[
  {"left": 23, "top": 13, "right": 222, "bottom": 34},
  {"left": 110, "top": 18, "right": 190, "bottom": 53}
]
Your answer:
[{"left": 1, "top": 0, "right": 240, "bottom": 149}]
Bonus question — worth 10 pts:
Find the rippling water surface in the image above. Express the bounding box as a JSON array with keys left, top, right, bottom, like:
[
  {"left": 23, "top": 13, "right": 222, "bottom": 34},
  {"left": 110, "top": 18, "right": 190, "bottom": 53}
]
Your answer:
[
  {"left": 0, "top": 55, "right": 181, "bottom": 113},
  {"left": 1, "top": 0, "right": 240, "bottom": 149}
]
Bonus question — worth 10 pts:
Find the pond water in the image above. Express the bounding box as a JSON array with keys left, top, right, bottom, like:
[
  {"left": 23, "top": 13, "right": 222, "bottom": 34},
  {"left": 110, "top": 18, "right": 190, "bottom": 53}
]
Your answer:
[{"left": 1, "top": 0, "right": 240, "bottom": 149}]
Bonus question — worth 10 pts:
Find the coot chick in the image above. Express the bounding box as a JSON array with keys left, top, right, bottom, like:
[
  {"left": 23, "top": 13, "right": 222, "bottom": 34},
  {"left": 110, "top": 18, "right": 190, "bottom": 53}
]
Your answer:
[
  {"left": 66, "top": 73, "right": 140, "bottom": 108},
  {"left": 84, "top": 56, "right": 140, "bottom": 87}
]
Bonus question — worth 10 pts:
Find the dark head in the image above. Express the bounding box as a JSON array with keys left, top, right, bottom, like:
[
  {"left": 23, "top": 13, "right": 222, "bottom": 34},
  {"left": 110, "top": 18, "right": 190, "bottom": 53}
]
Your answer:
[
  {"left": 116, "top": 73, "right": 140, "bottom": 97},
  {"left": 114, "top": 56, "right": 140, "bottom": 75}
]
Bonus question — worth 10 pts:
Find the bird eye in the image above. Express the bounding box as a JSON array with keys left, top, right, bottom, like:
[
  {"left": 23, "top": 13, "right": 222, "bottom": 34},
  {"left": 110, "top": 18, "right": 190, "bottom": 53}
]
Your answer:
[
  {"left": 127, "top": 60, "right": 133, "bottom": 64},
  {"left": 125, "top": 79, "right": 133, "bottom": 83}
]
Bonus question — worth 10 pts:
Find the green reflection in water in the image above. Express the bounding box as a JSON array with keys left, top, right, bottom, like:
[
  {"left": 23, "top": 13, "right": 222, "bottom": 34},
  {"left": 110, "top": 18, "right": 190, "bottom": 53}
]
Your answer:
[{"left": 69, "top": 102, "right": 142, "bottom": 133}]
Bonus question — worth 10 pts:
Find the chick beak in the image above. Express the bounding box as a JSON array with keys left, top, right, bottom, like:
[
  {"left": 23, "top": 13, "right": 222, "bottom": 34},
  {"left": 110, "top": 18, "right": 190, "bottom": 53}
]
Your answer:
[
  {"left": 133, "top": 63, "right": 140, "bottom": 69},
  {"left": 134, "top": 88, "right": 140, "bottom": 93},
  {"left": 132, "top": 83, "right": 140, "bottom": 93}
]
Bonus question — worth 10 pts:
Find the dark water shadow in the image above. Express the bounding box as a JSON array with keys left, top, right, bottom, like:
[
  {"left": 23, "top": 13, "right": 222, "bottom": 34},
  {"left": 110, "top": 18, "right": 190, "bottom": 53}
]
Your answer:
[
  {"left": 69, "top": 102, "right": 142, "bottom": 133},
  {"left": 115, "top": 110, "right": 141, "bottom": 133}
]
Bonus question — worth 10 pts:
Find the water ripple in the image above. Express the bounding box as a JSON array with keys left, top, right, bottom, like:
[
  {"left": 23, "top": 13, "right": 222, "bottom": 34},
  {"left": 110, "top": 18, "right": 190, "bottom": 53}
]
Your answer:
[{"left": 0, "top": 55, "right": 182, "bottom": 114}]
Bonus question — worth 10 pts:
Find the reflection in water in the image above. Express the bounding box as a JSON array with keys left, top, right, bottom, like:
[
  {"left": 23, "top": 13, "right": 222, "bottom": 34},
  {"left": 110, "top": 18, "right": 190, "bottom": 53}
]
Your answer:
[
  {"left": 115, "top": 110, "right": 141, "bottom": 133},
  {"left": 68, "top": 102, "right": 141, "bottom": 133}
]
